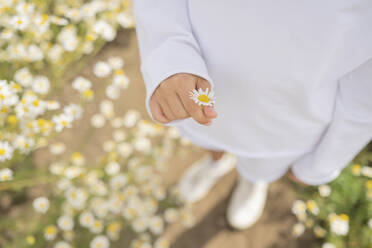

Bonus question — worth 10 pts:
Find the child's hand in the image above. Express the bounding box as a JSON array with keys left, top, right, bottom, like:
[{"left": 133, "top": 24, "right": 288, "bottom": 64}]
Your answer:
[{"left": 150, "top": 73, "right": 218, "bottom": 125}]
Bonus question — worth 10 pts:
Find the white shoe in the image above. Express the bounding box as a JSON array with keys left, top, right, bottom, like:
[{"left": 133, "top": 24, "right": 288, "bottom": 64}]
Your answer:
[
  {"left": 227, "top": 176, "right": 268, "bottom": 230},
  {"left": 179, "top": 153, "right": 236, "bottom": 203}
]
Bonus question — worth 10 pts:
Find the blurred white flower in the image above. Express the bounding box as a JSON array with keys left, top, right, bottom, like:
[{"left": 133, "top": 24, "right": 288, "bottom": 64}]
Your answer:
[
  {"left": 164, "top": 208, "right": 179, "bottom": 223},
  {"left": 134, "top": 137, "right": 151, "bottom": 153},
  {"left": 329, "top": 213, "right": 349, "bottom": 236},
  {"left": 362, "top": 166, "right": 372, "bottom": 178},
  {"left": 117, "top": 142, "right": 133, "bottom": 158},
  {"left": 113, "top": 130, "right": 126, "bottom": 142},
  {"left": 14, "top": 67, "right": 33, "bottom": 87},
  {"left": 291, "top": 200, "right": 306, "bottom": 216},
  {"left": 55, "top": 241, "right": 71, "bottom": 248},
  {"left": 292, "top": 222, "right": 305, "bottom": 237},
  {"left": 93, "top": 20, "right": 116, "bottom": 41},
  {"left": 149, "top": 216, "right": 164, "bottom": 235},
  {"left": 33, "top": 197, "right": 50, "bottom": 213},
  {"left": 117, "top": 13, "right": 134, "bottom": 28},
  {"left": 11, "top": 15, "right": 30, "bottom": 30},
  {"left": 91, "top": 113, "right": 106, "bottom": 128},
  {"left": 112, "top": 74, "right": 130, "bottom": 89},
  {"left": 44, "top": 225, "right": 58, "bottom": 240},
  {"left": 57, "top": 215, "right": 74, "bottom": 231},
  {"left": 27, "top": 44, "right": 44, "bottom": 62},
  {"left": 108, "top": 57, "right": 124, "bottom": 70},
  {"left": 318, "top": 184, "right": 331, "bottom": 197},
  {"left": 64, "top": 104, "right": 83, "bottom": 120},
  {"left": 106, "top": 84, "right": 121, "bottom": 100},
  {"left": 79, "top": 211, "right": 95, "bottom": 228},
  {"left": 100, "top": 100, "right": 115, "bottom": 119},
  {"left": 93, "top": 61, "right": 112, "bottom": 78},
  {"left": 123, "top": 110, "right": 140, "bottom": 128},
  {"left": 53, "top": 113, "right": 73, "bottom": 132},
  {"left": 110, "top": 174, "right": 128, "bottom": 190},
  {"left": 368, "top": 218, "right": 372, "bottom": 229},
  {"left": 132, "top": 217, "right": 148, "bottom": 233},
  {"left": 322, "top": 243, "right": 336, "bottom": 248},
  {"left": 90, "top": 235, "right": 110, "bottom": 248},
  {"left": 0, "top": 168, "right": 13, "bottom": 181},
  {"left": 58, "top": 26, "right": 78, "bottom": 52},
  {"left": 49, "top": 142, "right": 66, "bottom": 155},
  {"left": 72, "top": 77, "right": 92, "bottom": 92},
  {"left": 32, "top": 76, "right": 50, "bottom": 95},
  {"left": 154, "top": 238, "right": 170, "bottom": 248},
  {"left": 0, "top": 141, "right": 14, "bottom": 162},
  {"left": 105, "top": 162, "right": 120, "bottom": 175}
]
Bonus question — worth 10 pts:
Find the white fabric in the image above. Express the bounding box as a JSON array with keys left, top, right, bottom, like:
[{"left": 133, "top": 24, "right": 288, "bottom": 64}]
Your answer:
[{"left": 133, "top": 0, "right": 372, "bottom": 185}]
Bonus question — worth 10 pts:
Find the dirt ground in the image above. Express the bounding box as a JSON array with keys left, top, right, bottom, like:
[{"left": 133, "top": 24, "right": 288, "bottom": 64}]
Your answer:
[{"left": 34, "top": 30, "right": 314, "bottom": 248}]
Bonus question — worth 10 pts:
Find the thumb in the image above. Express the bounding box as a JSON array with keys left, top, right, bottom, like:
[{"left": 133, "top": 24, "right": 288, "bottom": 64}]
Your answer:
[{"left": 196, "top": 77, "right": 218, "bottom": 119}]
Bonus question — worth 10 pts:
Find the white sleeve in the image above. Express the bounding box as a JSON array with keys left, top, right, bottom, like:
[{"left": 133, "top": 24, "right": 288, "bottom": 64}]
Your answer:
[
  {"left": 291, "top": 58, "right": 372, "bottom": 185},
  {"left": 133, "top": 0, "right": 213, "bottom": 120}
]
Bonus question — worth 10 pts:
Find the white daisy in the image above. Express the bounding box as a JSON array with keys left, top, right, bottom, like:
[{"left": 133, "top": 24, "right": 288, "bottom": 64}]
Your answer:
[
  {"left": 90, "top": 235, "right": 110, "bottom": 248},
  {"left": 79, "top": 211, "right": 95, "bottom": 228},
  {"left": 93, "top": 61, "right": 112, "bottom": 78},
  {"left": 0, "top": 168, "right": 13, "bottom": 181},
  {"left": 91, "top": 114, "right": 106, "bottom": 128},
  {"left": 164, "top": 208, "right": 179, "bottom": 223},
  {"left": 105, "top": 84, "right": 121, "bottom": 100},
  {"left": 189, "top": 88, "right": 215, "bottom": 107},
  {"left": 64, "top": 104, "right": 83, "bottom": 120},
  {"left": 32, "top": 75, "right": 50, "bottom": 95},
  {"left": 33, "top": 197, "right": 50, "bottom": 213},
  {"left": 107, "top": 57, "right": 124, "bottom": 70},
  {"left": 14, "top": 67, "right": 33, "bottom": 87},
  {"left": 112, "top": 74, "right": 130, "bottom": 89},
  {"left": 44, "top": 225, "right": 58, "bottom": 240},
  {"left": 93, "top": 20, "right": 116, "bottom": 41},
  {"left": 117, "top": 13, "right": 134, "bottom": 28},
  {"left": 48, "top": 44, "right": 63, "bottom": 62},
  {"left": 27, "top": 44, "right": 44, "bottom": 62},
  {"left": 72, "top": 77, "right": 91, "bottom": 92},
  {"left": 11, "top": 15, "right": 30, "bottom": 30},
  {"left": 149, "top": 216, "right": 164, "bottom": 235},
  {"left": 55, "top": 241, "right": 71, "bottom": 248},
  {"left": 322, "top": 243, "right": 336, "bottom": 248},
  {"left": 154, "top": 238, "right": 170, "bottom": 248},
  {"left": 292, "top": 222, "right": 305, "bottom": 237},
  {"left": 0, "top": 141, "right": 14, "bottom": 162},
  {"left": 49, "top": 142, "right": 66, "bottom": 155},
  {"left": 57, "top": 215, "right": 74, "bottom": 231},
  {"left": 52, "top": 113, "right": 73, "bottom": 132},
  {"left": 318, "top": 184, "right": 331, "bottom": 197},
  {"left": 123, "top": 110, "right": 140, "bottom": 128},
  {"left": 100, "top": 100, "right": 114, "bottom": 119}
]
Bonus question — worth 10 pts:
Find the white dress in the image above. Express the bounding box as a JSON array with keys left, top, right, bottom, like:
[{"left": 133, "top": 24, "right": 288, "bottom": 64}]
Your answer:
[{"left": 133, "top": 0, "right": 372, "bottom": 185}]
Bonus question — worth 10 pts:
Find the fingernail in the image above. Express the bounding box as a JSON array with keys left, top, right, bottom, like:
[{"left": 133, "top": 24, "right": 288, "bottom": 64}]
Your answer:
[{"left": 205, "top": 121, "right": 212, "bottom": 126}]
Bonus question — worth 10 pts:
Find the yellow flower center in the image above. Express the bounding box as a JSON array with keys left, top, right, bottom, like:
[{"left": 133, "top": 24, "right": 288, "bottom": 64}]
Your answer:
[
  {"left": 0, "top": 148, "right": 6, "bottom": 155},
  {"left": 197, "top": 94, "right": 210, "bottom": 103}
]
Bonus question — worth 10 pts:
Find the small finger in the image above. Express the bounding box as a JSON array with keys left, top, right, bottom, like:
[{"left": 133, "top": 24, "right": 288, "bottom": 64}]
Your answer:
[
  {"left": 203, "top": 106, "right": 218, "bottom": 119},
  {"left": 158, "top": 97, "right": 176, "bottom": 121},
  {"left": 150, "top": 99, "right": 170, "bottom": 124},
  {"left": 167, "top": 93, "right": 189, "bottom": 119}
]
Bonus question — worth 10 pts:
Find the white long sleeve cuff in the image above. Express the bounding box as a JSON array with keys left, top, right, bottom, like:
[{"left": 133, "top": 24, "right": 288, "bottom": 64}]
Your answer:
[{"left": 133, "top": 0, "right": 213, "bottom": 121}]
